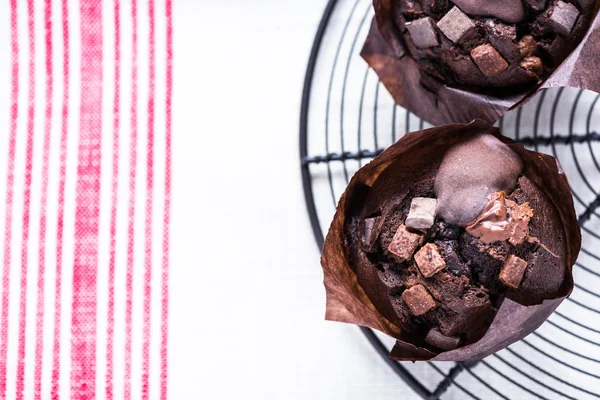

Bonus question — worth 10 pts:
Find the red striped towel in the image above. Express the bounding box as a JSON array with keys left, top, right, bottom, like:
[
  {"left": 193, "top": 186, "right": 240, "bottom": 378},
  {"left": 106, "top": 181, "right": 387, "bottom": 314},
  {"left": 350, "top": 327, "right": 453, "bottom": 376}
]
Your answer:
[{"left": 0, "top": 0, "right": 172, "bottom": 398}]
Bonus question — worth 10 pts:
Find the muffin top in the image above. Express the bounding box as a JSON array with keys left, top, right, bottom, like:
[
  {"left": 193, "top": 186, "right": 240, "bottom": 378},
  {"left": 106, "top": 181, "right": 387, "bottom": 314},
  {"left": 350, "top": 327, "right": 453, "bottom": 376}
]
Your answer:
[{"left": 390, "top": 0, "right": 594, "bottom": 93}]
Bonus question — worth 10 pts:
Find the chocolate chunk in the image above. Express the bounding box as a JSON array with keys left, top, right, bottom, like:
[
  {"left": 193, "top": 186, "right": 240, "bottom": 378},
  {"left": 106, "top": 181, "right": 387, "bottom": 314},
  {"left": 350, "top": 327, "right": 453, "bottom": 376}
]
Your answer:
[
  {"left": 362, "top": 216, "right": 384, "bottom": 253},
  {"left": 387, "top": 224, "right": 423, "bottom": 262},
  {"left": 437, "top": 7, "right": 475, "bottom": 43},
  {"left": 500, "top": 254, "right": 528, "bottom": 288},
  {"left": 517, "top": 35, "right": 537, "bottom": 58},
  {"left": 402, "top": 284, "right": 436, "bottom": 315},
  {"left": 549, "top": 1, "right": 580, "bottom": 36},
  {"left": 451, "top": 0, "right": 525, "bottom": 23},
  {"left": 523, "top": 0, "right": 548, "bottom": 11},
  {"left": 414, "top": 243, "right": 446, "bottom": 278},
  {"left": 425, "top": 329, "right": 461, "bottom": 350},
  {"left": 520, "top": 56, "right": 543, "bottom": 76},
  {"left": 405, "top": 197, "right": 437, "bottom": 230},
  {"left": 406, "top": 17, "right": 439, "bottom": 49},
  {"left": 471, "top": 44, "right": 509, "bottom": 77}
]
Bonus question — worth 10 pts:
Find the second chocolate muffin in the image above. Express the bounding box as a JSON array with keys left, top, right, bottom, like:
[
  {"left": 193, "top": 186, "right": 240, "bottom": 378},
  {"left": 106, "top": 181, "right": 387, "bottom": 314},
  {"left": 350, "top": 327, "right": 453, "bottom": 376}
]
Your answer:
[{"left": 380, "top": 0, "right": 595, "bottom": 94}]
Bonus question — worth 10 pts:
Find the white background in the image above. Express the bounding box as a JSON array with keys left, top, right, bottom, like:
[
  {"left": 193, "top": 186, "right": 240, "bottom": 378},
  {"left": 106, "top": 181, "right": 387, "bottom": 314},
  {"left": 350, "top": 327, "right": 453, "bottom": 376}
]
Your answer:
[{"left": 170, "top": 0, "right": 419, "bottom": 398}]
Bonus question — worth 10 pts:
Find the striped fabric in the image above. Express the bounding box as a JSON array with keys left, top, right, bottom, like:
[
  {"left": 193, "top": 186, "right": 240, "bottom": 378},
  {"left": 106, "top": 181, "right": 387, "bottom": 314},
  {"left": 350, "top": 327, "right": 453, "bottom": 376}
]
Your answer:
[{"left": 0, "top": 0, "right": 172, "bottom": 399}]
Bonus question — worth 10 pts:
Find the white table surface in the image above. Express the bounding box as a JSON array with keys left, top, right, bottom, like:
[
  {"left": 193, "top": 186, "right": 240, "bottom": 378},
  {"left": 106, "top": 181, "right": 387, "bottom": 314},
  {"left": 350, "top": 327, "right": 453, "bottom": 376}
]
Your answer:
[{"left": 173, "top": 0, "right": 419, "bottom": 398}]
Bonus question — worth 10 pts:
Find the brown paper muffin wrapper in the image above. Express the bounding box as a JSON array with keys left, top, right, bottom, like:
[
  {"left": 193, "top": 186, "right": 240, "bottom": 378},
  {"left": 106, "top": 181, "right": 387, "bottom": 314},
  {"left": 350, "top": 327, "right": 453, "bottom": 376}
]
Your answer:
[
  {"left": 362, "top": 0, "right": 600, "bottom": 125},
  {"left": 320, "top": 120, "right": 581, "bottom": 361}
]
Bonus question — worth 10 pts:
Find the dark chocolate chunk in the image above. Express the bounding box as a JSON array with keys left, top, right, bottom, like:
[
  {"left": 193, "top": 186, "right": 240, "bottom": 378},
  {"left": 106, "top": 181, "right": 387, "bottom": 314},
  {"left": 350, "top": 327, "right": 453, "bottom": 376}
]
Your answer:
[
  {"left": 437, "top": 6, "right": 475, "bottom": 43},
  {"left": 520, "top": 56, "right": 543, "bottom": 76},
  {"left": 549, "top": 1, "right": 580, "bottom": 36},
  {"left": 500, "top": 254, "right": 528, "bottom": 288},
  {"left": 471, "top": 44, "right": 509, "bottom": 77},
  {"left": 402, "top": 284, "right": 436, "bottom": 315},
  {"left": 388, "top": 224, "right": 424, "bottom": 262},
  {"left": 414, "top": 243, "right": 446, "bottom": 278},
  {"left": 362, "top": 216, "right": 384, "bottom": 253},
  {"left": 425, "top": 329, "right": 461, "bottom": 350},
  {"left": 451, "top": 0, "right": 525, "bottom": 23},
  {"left": 406, "top": 17, "right": 439, "bottom": 48}
]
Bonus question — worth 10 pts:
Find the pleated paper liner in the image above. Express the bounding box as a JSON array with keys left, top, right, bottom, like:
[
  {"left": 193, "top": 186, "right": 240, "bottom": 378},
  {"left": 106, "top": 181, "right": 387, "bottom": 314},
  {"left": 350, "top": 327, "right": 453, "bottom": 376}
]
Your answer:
[{"left": 320, "top": 121, "right": 581, "bottom": 361}]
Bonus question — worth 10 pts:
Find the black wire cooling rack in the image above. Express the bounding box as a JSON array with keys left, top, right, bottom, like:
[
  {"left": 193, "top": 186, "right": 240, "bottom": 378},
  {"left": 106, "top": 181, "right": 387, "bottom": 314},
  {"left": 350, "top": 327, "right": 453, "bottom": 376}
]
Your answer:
[{"left": 300, "top": 0, "right": 600, "bottom": 399}]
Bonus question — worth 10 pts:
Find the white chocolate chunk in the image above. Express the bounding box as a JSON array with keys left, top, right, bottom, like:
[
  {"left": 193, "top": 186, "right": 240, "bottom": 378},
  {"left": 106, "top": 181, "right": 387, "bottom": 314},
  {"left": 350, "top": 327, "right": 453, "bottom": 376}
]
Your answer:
[
  {"left": 405, "top": 197, "right": 437, "bottom": 230},
  {"left": 437, "top": 7, "right": 475, "bottom": 43}
]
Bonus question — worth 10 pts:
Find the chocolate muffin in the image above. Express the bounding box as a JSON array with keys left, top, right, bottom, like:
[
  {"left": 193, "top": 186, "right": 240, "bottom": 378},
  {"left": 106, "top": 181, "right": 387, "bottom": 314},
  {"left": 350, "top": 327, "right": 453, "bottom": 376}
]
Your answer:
[
  {"left": 347, "top": 133, "right": 566, "bottom": 352},
  {"left": 377, "top": 0, "right": 595, "bottom": 94},
  {"left": 321, "top": 121, "right": 581, "bottom": 360}
]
